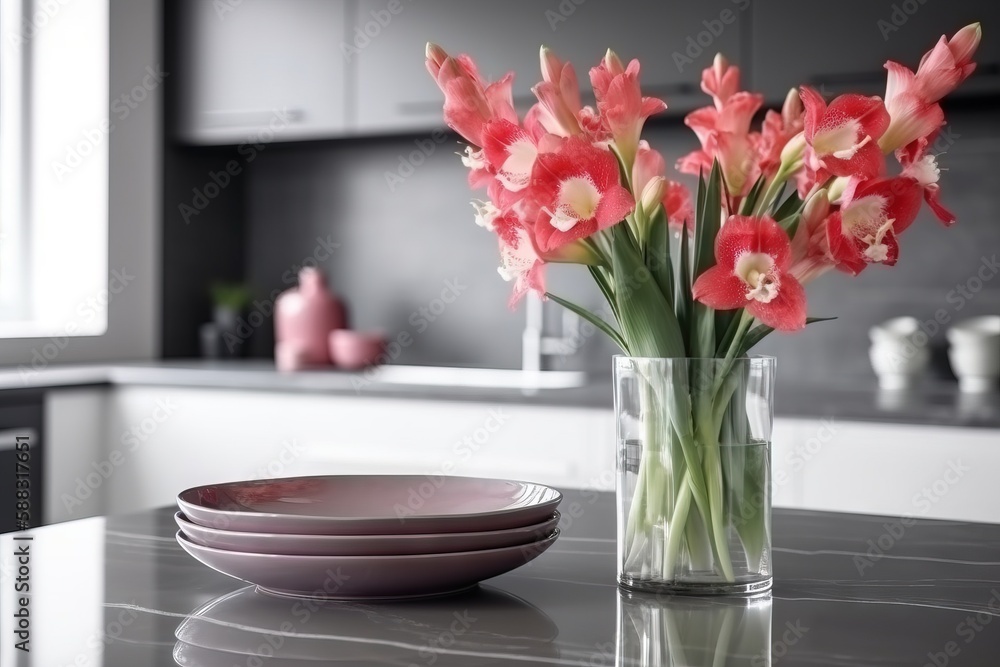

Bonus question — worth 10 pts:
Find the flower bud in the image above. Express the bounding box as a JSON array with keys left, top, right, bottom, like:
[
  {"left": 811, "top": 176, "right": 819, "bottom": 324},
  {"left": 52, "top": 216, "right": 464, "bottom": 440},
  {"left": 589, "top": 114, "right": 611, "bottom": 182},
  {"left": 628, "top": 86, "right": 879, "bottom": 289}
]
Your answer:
[
  {"left": 779, "top": 131, "right": 807, "bottom": 171},
  {"left": 425, "top": 42, "right": 448, "bottom": 77},
  {"left": 603, "top": 49, "right": 625, "bottom": 76},
  {"left": 781, "top": 88, "right": 803, "bottom": 125},
  {"left": 639, "top": 176, "right": 667, "bottom": 218},
  {"left": 540, "top": 45, "right": 560, "bottom": 83}
]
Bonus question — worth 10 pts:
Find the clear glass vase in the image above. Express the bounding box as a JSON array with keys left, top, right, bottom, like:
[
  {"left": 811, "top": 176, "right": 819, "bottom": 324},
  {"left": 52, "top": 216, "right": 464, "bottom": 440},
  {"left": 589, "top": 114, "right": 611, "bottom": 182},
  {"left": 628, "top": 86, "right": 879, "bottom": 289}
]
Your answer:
[
  {"left": 617, "top": 589, "right": 773, "bottom": 666},
  {"left": 615, "top": 356, "right": 775, "bottom": 595}
]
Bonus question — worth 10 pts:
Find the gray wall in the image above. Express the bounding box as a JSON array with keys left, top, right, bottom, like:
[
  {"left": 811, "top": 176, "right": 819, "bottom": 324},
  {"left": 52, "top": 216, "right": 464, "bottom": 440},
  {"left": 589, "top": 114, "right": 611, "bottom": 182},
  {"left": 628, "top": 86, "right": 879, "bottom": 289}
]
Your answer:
[{"left": 242, "top": 105, "right": 1000, "bottom": 383}]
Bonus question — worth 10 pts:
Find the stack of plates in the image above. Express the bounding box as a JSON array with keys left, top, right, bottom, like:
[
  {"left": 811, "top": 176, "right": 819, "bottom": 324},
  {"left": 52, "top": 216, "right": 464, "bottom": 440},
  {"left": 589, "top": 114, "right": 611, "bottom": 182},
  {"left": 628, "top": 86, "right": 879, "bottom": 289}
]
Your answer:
[{"left": 175, "top": 475, "right": 562, "bottom": 599}]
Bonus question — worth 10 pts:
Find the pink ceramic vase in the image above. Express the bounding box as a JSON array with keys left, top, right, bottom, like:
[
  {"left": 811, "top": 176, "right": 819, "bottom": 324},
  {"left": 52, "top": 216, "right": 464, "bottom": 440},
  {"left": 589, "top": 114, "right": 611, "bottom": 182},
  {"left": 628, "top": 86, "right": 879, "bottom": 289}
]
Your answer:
[{"left": 274, "top": 268, "right": 346, "bottom": 367}]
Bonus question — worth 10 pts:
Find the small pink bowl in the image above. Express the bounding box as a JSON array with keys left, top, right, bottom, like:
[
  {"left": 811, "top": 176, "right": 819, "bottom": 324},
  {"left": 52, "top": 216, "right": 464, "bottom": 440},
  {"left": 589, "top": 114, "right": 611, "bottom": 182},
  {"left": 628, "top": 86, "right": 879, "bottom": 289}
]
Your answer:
[{"left": 329, "top": 329, "right": 387, "bottom": 370}]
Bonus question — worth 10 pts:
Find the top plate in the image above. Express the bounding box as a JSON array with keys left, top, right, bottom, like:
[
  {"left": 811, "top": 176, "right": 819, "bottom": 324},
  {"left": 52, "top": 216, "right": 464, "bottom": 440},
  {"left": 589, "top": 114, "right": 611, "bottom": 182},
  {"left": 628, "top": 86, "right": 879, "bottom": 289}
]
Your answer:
[{"left": 177, "top": 475, "right": 562, "bottom": 535}]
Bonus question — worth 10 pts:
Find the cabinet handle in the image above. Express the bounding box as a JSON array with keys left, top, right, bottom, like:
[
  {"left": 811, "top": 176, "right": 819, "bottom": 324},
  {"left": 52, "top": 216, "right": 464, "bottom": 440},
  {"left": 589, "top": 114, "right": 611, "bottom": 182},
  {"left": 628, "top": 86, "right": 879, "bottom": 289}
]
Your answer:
[{"left": 199, "top": 108, "right": 305, "bottom": 127}]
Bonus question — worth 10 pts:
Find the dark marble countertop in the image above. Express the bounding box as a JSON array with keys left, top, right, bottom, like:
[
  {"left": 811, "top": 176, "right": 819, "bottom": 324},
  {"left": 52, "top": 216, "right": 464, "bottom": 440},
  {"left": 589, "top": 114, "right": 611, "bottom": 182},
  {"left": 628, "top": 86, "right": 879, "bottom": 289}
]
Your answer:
[
  {"left": 2, "top": 490, "right": 999, "bottom": 666},
  {"left": 2, "top": 359, "right": 999, "bottom": 428}
]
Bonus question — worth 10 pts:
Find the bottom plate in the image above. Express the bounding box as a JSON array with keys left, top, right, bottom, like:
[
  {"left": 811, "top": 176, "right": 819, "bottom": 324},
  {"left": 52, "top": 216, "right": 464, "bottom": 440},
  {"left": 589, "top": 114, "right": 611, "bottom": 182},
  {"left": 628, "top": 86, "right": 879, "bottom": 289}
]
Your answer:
[{"left": 176, "top": 529, "right": 558, "bottom": 599}]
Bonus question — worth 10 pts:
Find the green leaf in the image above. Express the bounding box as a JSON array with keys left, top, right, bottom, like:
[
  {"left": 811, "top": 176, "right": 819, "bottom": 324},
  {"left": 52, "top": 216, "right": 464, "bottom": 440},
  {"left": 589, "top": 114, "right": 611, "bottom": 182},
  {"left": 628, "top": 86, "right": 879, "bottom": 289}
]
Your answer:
[
  {"left": 738, "top": 316, "right": 838, "bottom": 356},
  {"left": 674, "top": 225, "right": 692, "bottom": 353},
  {"left": 610, "top": 225, "right": 685, "bottom": 357},
  {"left": 545, "top": 292, "right": 629, "bottom": 354},
  {"left": 772, "top": 190, "right": 804, "bottom": 222},
  {"left": 587, "top": 265, "right": 619, "bottom": 322},
  {"left": 738, "top": 175, "right": 768, "bottom": 216},
  {"left": 767, "top": 182, "right": 788, "bottom": 216},
  {"left": 645, "top": 207, "right": 673, "bottom": 310},
  {"left": 691, "top": 161, "right": 723, "bottom": 359}
]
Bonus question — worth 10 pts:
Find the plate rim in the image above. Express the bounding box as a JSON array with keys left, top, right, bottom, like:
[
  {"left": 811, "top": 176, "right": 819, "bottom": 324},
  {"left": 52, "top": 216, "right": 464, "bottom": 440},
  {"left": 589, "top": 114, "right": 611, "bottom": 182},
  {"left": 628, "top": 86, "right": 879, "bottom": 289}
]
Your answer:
[
  {"left": 175, "top": 527, "right": 560, "bottom": 562},
  {"left": 176, "top": 474, "right": 563, "bottom": 525}
]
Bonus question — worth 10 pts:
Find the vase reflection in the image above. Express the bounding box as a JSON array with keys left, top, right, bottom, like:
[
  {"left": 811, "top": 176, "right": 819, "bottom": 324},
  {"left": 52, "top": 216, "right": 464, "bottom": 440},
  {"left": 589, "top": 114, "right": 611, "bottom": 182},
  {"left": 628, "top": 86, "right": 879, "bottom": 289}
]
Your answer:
[{"left": 617, "top": 590, "right": 772, "bottom": 667}]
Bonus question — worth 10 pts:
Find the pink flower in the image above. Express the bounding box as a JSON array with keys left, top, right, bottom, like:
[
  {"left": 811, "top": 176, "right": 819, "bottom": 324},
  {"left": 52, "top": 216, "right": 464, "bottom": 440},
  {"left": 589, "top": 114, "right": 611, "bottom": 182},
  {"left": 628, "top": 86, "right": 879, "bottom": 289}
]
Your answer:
[
  {"left": 800, "top": 86, "right": 889, "bottom": 179},
  {"left": 425, "top": 43, "right": 517, "bottom": 147},
  {"left": 665, "top": 181, "right": 695, "bottom": 231},
  {"left": 589, "top": 50, "right": 667, "bottom": 167},
  {"left": 531, "top": 47, "right": 583, "bottom": 137},
  {"left": 481, "top": 119, "right": 539, "bottom": 193},
  {"left": 701, "top": 53, "right": 741, "bottom": 110},
  {"left": 632, "top": 142, "right": 694, "bottom": 231},
  {"left": 677, "top": 91, "right": 763, "bottom": 197},
  {"left": 692, "top": 215, "right": 807, "bottom": 332},
  {"left": 898, "top": 135, "right": 955, "bottom": 226},
  {"left": 915, "top": 23, "right": 981, "bottom": 103},
  {"left": 759, "top": 88, "right": 806, "bottom": 177},
  {"left": 789, "top": 189, "right": 836, "bottom": 284},
  {"left": 529, "top": 137, "right": 634, "bottom": 253},
  {"left": 825, "top": 177, "right": 923, "bottom": 275},
  {"left": 879, "top": 61, "right": 945, "bottom": 155},
  {"left": 493, "top": 211, "right": 547, "bottom": 307}
]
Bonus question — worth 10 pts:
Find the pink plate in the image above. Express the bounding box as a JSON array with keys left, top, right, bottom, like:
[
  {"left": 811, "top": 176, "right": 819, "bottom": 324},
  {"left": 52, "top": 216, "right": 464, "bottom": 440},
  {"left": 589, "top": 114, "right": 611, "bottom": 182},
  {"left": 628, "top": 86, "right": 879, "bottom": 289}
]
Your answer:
[
  {"left": 175, "top": 529, "right": 559, "bottom": 599},
  {"left": 177, "top": 475, "right": 562, "bottom": 535},
  {"left": 175, "top": 510, "right": 560, "bottom": 556}
]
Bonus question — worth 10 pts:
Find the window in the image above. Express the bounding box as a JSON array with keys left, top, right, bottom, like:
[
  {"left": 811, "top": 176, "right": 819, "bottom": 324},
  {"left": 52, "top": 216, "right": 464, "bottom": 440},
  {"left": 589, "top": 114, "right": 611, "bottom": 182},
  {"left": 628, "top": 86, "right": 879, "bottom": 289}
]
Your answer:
[{"left": 0, "top": 0, "right": 109, "bottom": 338}]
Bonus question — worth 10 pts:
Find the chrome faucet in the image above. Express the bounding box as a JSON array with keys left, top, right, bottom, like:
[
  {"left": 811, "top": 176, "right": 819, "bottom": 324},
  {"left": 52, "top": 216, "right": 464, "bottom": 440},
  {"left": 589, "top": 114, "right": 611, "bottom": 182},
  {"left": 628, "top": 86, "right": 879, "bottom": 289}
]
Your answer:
[{"left": 522, "top": 293, "right": 580, "bottom": 372}]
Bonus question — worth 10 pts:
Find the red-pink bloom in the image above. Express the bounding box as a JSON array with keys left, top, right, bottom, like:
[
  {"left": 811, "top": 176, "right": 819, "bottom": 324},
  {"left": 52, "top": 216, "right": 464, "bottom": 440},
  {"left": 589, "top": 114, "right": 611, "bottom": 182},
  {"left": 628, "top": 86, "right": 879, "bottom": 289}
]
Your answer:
[
  {"left": 879, "top": 61, "right": 945, "bottom": 155},
  {"left": 665, "top": 181, "right": 695, "bottom": 231},
  {"left": 800, "top": 86, "right": 889, "bottom": 180},
  {"left": 493, "top": 211, "right": 546, "bottom": 307},
  {"left": 677, "top": 91, "right": 763, "bottom": 197},
  {"left": 692, "top": 215, "right": 807, "bottom": 331},
  {"left": 529, "top": 137, "right": 634, "bottom": 252},
  {"left": 898, "top": 134, "right": 955, "bottom": 226},
  {"left": 531, "top": 47, "right": 583, "bottom": 137},
  {"left": 825, "top": 177, "right": 923, "bottom": 275},
  {"left": 759, "top": 88, "right": 806, "bottom": 177},
  {"left": 632, "top": 142, "right": 694, "bottom": 231},
  {"left": 481, "top": 119, "right": 539, "bottom": 193},
  {"left": 589, "top": 51, "right": 667, "bottom": 166},
  {"left": 789, "top": 189, "right": 836, "bottom": 284},
  {"left": 425, "top": 44, "right": 517, "bottom": 147},
  {"left": 915, "top": 23, "right": 981, "bottom": 103},
  {"left": 701, "top": 54, "right": 741, "bottom": 110}
]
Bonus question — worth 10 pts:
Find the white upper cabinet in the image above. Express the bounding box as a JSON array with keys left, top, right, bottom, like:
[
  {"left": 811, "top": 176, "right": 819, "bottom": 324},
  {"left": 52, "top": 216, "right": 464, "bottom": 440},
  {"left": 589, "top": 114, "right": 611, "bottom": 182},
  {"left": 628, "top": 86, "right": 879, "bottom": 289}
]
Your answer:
[
  {"left": 174, "top": 0, "right": 348, "bottom": 144},
  {"left": 351, "top": 0, "right": 746, "bottom": 135},
  {"left": 751, "top": 0, "right": 998, "bottom": 103}
]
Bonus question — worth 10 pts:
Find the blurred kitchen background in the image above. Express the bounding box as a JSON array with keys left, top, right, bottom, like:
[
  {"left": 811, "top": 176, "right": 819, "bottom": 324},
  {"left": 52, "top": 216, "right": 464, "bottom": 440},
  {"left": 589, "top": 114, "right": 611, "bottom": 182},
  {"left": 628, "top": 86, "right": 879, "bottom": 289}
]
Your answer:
[{"left": 1, "top": 0, "right": 999, "bottom": 532}]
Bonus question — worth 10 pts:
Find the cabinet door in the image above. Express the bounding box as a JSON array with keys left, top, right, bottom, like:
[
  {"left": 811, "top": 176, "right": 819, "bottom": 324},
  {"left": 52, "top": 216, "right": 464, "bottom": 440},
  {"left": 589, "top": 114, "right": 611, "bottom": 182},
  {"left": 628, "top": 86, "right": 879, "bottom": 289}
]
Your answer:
[
  {"left": 752, "top": 0, "right": 999, "bottom": 103},
  {"left": 352, "top": 0, "right": 746, "bottom": 134},
  {"left": 175, "top": 0, "right": 348, "bottom": 144}
]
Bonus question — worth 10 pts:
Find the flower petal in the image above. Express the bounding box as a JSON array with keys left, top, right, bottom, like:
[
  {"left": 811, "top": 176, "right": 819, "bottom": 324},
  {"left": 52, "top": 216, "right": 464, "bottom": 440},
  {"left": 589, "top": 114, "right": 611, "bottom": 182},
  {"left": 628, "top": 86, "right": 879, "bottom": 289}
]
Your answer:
[
  {"left": 692, "top": 265, "right": 748, "bottom": 311},
  {"left": 746, "top": 275, "right": 807, "bottom": 331}
]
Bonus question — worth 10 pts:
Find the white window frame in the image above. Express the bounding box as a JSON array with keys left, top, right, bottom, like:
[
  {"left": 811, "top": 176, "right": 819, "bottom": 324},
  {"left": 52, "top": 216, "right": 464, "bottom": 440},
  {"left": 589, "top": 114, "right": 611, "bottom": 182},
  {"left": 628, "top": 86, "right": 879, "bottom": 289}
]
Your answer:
[{"left": 0, "top": 0, "right": 110, "bottom": 339}]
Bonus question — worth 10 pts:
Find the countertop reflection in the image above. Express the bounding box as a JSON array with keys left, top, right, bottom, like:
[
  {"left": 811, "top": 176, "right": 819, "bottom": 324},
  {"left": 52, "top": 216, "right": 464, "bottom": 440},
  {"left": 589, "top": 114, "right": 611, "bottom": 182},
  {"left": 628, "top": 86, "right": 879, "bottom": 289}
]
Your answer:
[{"left": 2, "top": 491, "right": 999, "bottom": 665}]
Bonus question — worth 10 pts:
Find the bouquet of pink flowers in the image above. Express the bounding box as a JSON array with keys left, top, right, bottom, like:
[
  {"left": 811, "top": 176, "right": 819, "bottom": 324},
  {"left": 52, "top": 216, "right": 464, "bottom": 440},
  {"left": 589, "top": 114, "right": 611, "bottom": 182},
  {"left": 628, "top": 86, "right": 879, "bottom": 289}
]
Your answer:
[{"left": 426, "top": 24, "right": 980, "bottom": 588}]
